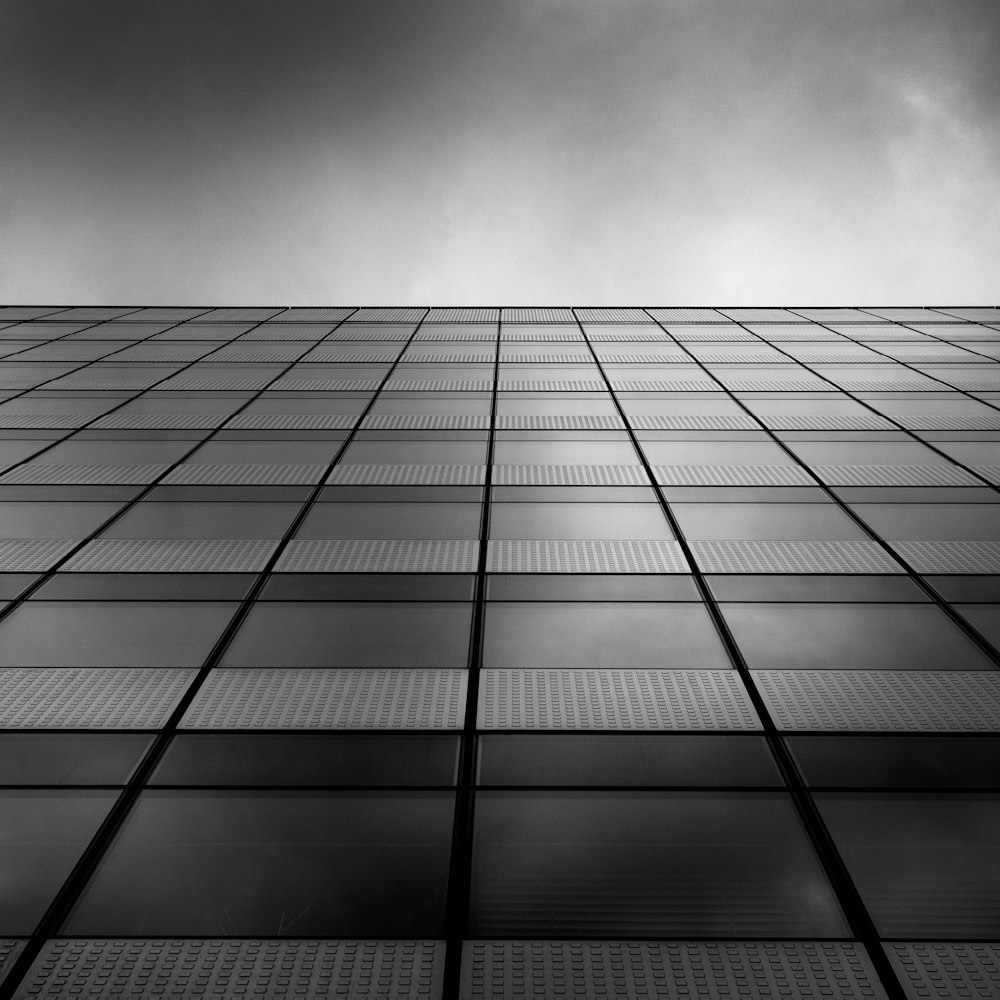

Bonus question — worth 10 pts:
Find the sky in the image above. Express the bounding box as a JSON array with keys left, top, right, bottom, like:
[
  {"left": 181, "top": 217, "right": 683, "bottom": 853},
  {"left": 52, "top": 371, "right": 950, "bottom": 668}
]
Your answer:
[{"left": 1, "top": 0, "right": 998, "bottom": 306}]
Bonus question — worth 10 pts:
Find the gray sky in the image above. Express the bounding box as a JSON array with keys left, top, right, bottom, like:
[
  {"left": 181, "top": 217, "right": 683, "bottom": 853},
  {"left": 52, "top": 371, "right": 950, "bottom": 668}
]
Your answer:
[{"left": 1, "top": 0, "right": 998, "bottom": 305}]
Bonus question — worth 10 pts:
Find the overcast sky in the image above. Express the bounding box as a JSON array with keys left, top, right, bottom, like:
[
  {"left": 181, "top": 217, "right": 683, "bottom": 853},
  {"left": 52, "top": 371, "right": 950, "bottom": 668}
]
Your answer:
[{"left": 1, "top": 0, "right": 998, "bottom": 305}]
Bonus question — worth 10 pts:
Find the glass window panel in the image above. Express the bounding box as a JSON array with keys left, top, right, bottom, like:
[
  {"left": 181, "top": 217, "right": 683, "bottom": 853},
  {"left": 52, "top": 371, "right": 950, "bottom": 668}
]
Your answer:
[
  {"left": 785, "top": 440, "right": 951, "bottom": 465},
  {"left": 641, "top": 441, "right": 795, "bottom": 465},
  {"left": 721, "top": 603, "right": 995, "bottom": 670},
  {"left": 483, "top": 603, "right": 730, "bottom": 669},
  {"left": 851, "top": 503, "right": 1000, "bottom": 540},
  {"left": 261, "top": 574, "right": 475, "bottom": 601},
  {"left": 490, "top": 503, "right": 672, "bottom": 540},
  {"left": 955, "top": 604, "right": 1000, "bottom": 650},
  {"left": 707, "top": 575, "right": 926, "bottom": 603},
  {"left": 0, "top": 602, "right": 236, "bottom": 667},
  {"left": 0, "top": 789, "right": 118, "bottom": 933},
  {"left": 470, "top": 791, "right": 845, "bottom": 936},
  {"left": 186, "top": 440, "right": 336, "bottom": 463},
  {"left": 485, "top": 575, "right": 701, "bottom": 601},
  {"left": 932, "top": 441, "right": 1000, "bottom": 466},
  {"left": 672, "top": 503, "right": 868, "bottom": 540},
  {"left": 295, "top": 502, "right": 481, "bottom": 539},
  {"left": 64, "top": 791, "right": 454, "bottom": 936},
  {"left": 101, "top": 502, "right": 300, "bottom": 539},
  {"left": 154, "top": 735, "right": 459, "bottom": 786},
  {"left": 0, "top": 440, "right": 51, "bottom": 466},
  {"left": 789, "top": 737, "right": 1000, "bottom": 788},
  {"left": 0, "top": 501, "right": 121, "bottom": 537},
  {"left": 34, "top": 573, "right": 254, "bottom": 601},
  {"left": 35, "top": 439, "right": 193, "bottom": 464},
  {"left": 0, "top": 734, "right": 151, "bottom": 785},
  {"left": 221, "top": 602, "right": 472, "bottom": 668},
  {"left": 818, "top": 793, "right": 1000, "bottom": 937},
  {"left": 478, "top": 735, "right": 780, "bottom": 786},
  {"left": 927, "top": 576, "right": 1000, "bottom": 603}
]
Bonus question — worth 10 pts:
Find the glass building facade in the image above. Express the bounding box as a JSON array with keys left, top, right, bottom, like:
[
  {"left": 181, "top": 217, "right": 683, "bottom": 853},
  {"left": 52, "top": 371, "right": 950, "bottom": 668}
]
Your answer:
[{"left": 0, "top": 303, "right": 998, "bottom": 999}]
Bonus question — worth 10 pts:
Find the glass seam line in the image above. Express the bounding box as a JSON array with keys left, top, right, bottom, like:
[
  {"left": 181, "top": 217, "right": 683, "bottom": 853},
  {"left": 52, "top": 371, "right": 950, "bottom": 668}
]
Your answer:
[{"left": 574, "top": 308, "right": 911, "bottom": 1000}]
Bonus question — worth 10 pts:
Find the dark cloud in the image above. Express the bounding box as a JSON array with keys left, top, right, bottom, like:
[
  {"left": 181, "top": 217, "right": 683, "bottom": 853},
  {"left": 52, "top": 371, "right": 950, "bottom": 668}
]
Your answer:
[{"left": 1, "top": 0, "right": 998, "bottom": 303}]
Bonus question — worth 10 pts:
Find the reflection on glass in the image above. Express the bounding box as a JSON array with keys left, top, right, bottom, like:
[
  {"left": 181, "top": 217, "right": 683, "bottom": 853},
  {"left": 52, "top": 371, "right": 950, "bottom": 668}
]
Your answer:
[
  {"left": 65, "top": 791, "right": 454, "bottom": 936},
  {"left": 470, "top": 792, "right": 845, "bottom": 936}
]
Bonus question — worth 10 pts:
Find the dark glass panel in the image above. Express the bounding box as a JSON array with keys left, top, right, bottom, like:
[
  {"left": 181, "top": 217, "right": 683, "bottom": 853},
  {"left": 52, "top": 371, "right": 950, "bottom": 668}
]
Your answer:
[
  {"left": 490, "top": 503, "right": 672, "bottom": 540},
  {"left": 707, "top": 575, "right": 926, "bottom": 602},
  {"left": 295, "top": 502, "right": 481, "bottom": 539},
  {"left": 0, "top": 734, "right": 151, "bottom": 785},
  {"left": 485, "top": 575, "right": 700, "bottom": 601}
]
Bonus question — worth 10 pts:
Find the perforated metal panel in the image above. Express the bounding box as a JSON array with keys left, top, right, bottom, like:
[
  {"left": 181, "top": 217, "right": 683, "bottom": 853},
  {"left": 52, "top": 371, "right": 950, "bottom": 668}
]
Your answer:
[
  {"left": 610, "top": 379, "right": 721, "bottom": 391},
  {"left": 155, "top": 375, "right": 275, "bottom": 391},
  {"left": 0, "top": 940, "right": 25, "bottom": 989},
  {"left": 499, "top": 353, "right": 592, "bottom": 363},
  {"left": 494, "top": 415, "right": 624, "bottom": 429},
  {"left": 577, "top": 308, "right": 652, "bottom": 323},
  {"left": 91, "top": 412, "right": 231, "bottom": 429},
  {"left": 270, "top": 377, "right": 382, "bottom": 391},
  {"left": 892, "top": 540, "right": 1000, "bottom": 573},
  {"left": 363, "top": 414, "right": 490, "bottom": 429},
  {"left": 461, "top": 941, "right": 886, "bottom": 1000},
  {"left": 182, "top": 669, "right": 467, "bottom": 730},
  {"left": 0, "top": 538, "right": 77, "bottom": 570},
  {"left": 896, "top": 414, "right": 1000, "bottom": 430},
  {"left": 500, "top": 330, "right": 583, "bottom": 341},
  {"left": 414, "top": 329, "right": 497, "bottom": 341},
  {"left": 386, "top": 379, "right": 494, "bottom": 392},
  {"left": 328, "top": 328, "right": 412, "bottom": 340},
  {"left": 0, "top": 413, "right": 95, "bottom": 428},
  {"left": 755, "top": 413, "right": 896, "bottom": 429},
  {"left": 0, "top": 463, "right": 169, "bottom": 484},
  {"left": 647, "top": 308, "right": 727, "bottom": 322},
  {"left": 752, "top": 671, "right": 1000, "bottom": 732},
  {"left": 226, "top": 412, "right": 356, "bottom": 430},
  {"left": 45, "top": 373, "right": 165, "bottom": 390},
  {"left": 690, "top": 540, "right": 901, "bottom": 573},
  {"left": 887, "top": 943, "right": 1000, "bottom": 1000},
  {"left": 162, "top": 463, "right": 328, "bottom": 485},
  {"left": 425, "top": 307, "right": 498, "bottom": 323},
  {"left": 276, "top": 539, "right": 479, "bottom": 572},
  {"left": 487, "top": 539, "right": 688, "bottom": 573},
  {"left": 812, "top": 464, "right": 981, "bottom": 486},
  {"left": 478, "top": 670, "right": 760, "bottom": 730},
  {"left": 652, "top": 464, "right": 813, "bottom": 486},
  {"left": 302, "top": 350, "right": 401, "bottom": 362},
  {"left": 62, "top": 538, "right": 280, "bottom": 572},
  {"left": 714, "top": 379, "right": 830, "bottom": 391},
  {"left": 629, "top": 414, "right": 757, "bottom": 429},
  {"left": 14, "top": 939, "right": 444, "bottom": 1000},
  {"left": 501, "top": 308, "right": 576, "bottom": 323},
  {"left": 0, "top": 669, "right": 195, "bottom": 728},
  {"left": 402, "top": 352, "right": 495, "bottom": 363},
  {"left": 344, "top": 308, "right": 427, "bottom": 323},
  {"left": 587, "top": 331, "right": 671, "bottom": 341},
  {"left": 491, "top": 464, "right": 647, "bottom": 486},
  {"left": 496, "top": 380, "right": 605, "bottom": 392},
  {"left": 327, "top": 464, "right": 486, "bottom": 485}
]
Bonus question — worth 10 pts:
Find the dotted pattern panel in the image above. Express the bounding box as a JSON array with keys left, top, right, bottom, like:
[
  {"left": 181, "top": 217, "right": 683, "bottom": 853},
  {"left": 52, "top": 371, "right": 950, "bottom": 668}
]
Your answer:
[
  {"left": 0, "top": 378, "right": 47, "bottom": 391},
  {"left": 499, "top": 353, "right": 593, "bottom": 362},
  {"left": 689, "top": 352, "right": 793, "bottom": 363},
  {"left": 269, "top": 377, "right": 383, "bottom": 391},
  {"left": 226, "top": 412, "right": 357, "bottom": 429},
  {"left": 327, "top": 464, "right": 486, "bottom": 485},
  {"left": 713, "top": 379, "right": 831, "bottom": 391},
  {"left": 495, "top": 380, "right": 605, "bottom": 392},
  {"left": 415, "top": 330, "right": 498, "bottom": 342},
  {"left": 755, "top": 413, "right": 896, "bottom": 429},
  {"left": 647, "top": 308, "right": 726, "bottom": 322},
  {"left": 0, "top": 538, "right": 77, "bottom": 571},
  {"left": 401, "top": 352, "right": 496, "bottom": 362},
  {"left": 328, "top": 329, "right": 412, "bottom": 341},
  {"left": 0, "top": 413, "right": 96, "bottom": 428},
  {"left": 630, "top": 413, "right": 757, "bottom": 429},
  {"left": 45, "top": 373, "right": 166, "bottom": 390},
  {"left": 577, "top": 308, "right": 652, "bottom": 322},
  {"left": 888, "top": 943, "right": 1000, "bottom": 1000},
  {"left": 462, "top": 941, "right": 887, "bottom": 1000},
  {"left": 752, "top": 671, "right": 1000, "bottom": 732},
  {"left": 491, "top": 465, "right": 647, "bottom": 486},
  {"left": 494, "top": 415, "right": 624, "bottom": 429},
  {"left": 0, "top": 669, "right": 195, "bottom": 728},
  {"left": 487, "top": 539, "right": 688, "bottom": 573},
  {"left": 812, "top": 465, "right": 981, "bottom": 486},
  {"left": 276, "top": 539, "right": 479, "bottom": 572},
  {"left": 501, "top": 308, "right": 576, "bottom": 323},
  {"left": 1, "top": 941, "right": 25, "bottom": 989},
  {"left": 690, "top": 540, "right": 902, "bottom": 574},
  {"left": 162, "top": 463, "right": 328, "bottom": 485},
  {"left": 0, "top": 464, "right": 169, "bottom": 484},
  {"left": 274, "top": 307, "right": 354, "bottom": 322},
  {"left": 478, "top": 670, "right": 760, "bottom": 730},
  {"left": 588, "top": 332, "right": 673, "bottom": 342},
  {"left": 499, "top": 330, "right": 583, "bottom": 342},
  {"left": 896, "top": 414, "right": 1000, "bottom": 429},
  {"left": 973, "top": 465, "right": 1000, "bottom": 485},
  {"left": 593, "top": 352, "right": 690, "bottom": 362},
  {"left": 300, "top": 350, "right": 400, "bottom": 362},
  {"left": 91, "top": 412, "right": 231, "bottom": 429},
  {"left": 610, "top": 379, "right": 721, "bottom": 391},
  {"left": 652, "top": 464, "right": 814, "bottom": 486},
  {"left": 15, "top": 939, "right": 444, "bottom": 1000},
  {"left": 385, "top": 379, "right": 494, "bottom": 392},
  {"left": 182, "top": 669, "right": 467, "bottom": 730},
  {"left": 363, "top": 414, "right": 490, "bottom": 429},
  {"left": 425, "top": 307, "right": 498, "bottom": 323},
  {"left": 892, "top": 540, "right": 1000, "bottom": 573},
  {"left": 348, "top": 308, "right": 426, "bottom": 323},
  {"left": 62, "top": 538, "right": 280, "bottom": 572}
]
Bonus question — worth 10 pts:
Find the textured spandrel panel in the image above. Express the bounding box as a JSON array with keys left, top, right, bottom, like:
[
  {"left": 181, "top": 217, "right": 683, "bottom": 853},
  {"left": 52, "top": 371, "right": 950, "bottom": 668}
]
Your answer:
[
  {"left": 690, "top": 540, "right": 901, "bottom": 573},
  {"left": 630, "top": 413, "right": 757, "bottom": 429},
  {"left": 386, "top": 379, "right": 495, "bottom": 392},
  {"left": 161, "top": 463, "right": 327, "bottom": 485},
  {"left": 265, "top": 377, "right": 382, "bottom": 391},
  {"left": 45, "top": 373, "right": 167, "bottom": 390},
  {"left": 479, "top": 670, "right": 760, "bottom": 730},
  {"left": 0, "top": 464, "right": 168, "bottom": 484},
  {"left": 303, "top": 350, "right": 402, "bottom": 362},
  {"left": 501, "top": 307, "right": 576, "bottom": 323},
  {"left": 364, "top": 414, "right": 490, "bottom": 429},
  {"left": 276, "top": 539, "right": 479, "bottom": 573},
  {"left": 414, "top": 329, "right": 497, "bottom": 341},
  {"left": 752, "top": 671, "right": 1000, "bottom": 731},
  {"left": 492, "top": 465, "right": 647, "bottom": 486},
  {"left": 0, "top": 413, "right": 96, "bottom": 428},
  {"left": 327, "top": 464, "right": 487, "bottom": 485},
  {"left": 402, "top": 352, "right": 496, "bottom": 362},
  {"left": 0, "top": 539, "right": 77, "bottom": 571},
  {"left": 62, "top": 539, "right": 279, "bottom": 572},
  {"left": 425, "top": 307, "right": 498, "bottom": 323},
  {"left": 226, "top": 412, "right": 356, "bottom": 429},
  {"left": 0, "top": 669, "right": 194, "bottom": 728},
  {"left": 755, "top": 412, "right": 896, "bottom": 429},
  {"left": 462, "top": 941, "right": 886, "bottom": 1000},
  {"left": 888, "top": 943, "right": 1000, "bottom": 1000},
  {"left": 487, "top": 540, "right": 688, "bottom": 573},
  {"left": 181, "top": 669, "right": 467, "bottom": 730},
  {"left": 813, "top": 464, "right": 981, "bottom": 486},
  {"left": 495, "top": 415, "right": 623, "bottom": 429},
  {"left": 577, "top": 308, "right": 651, "bottom": 322},
  {"left": 973, "top": 465, "right": 1000, "bottom": 484},
  {"left": 495, "top": 380, "right": 605, "bottom": 392},
  {"left": 90, "top": 412, "right": 230, "bottom": 429},
  {"left": 610, "top": 378, "right": 720, "bottom": 390},
  {"left": 499, "top": 330, "right": 583, "bottom": 342},
  {"left": 652, "top": 464, "right": 813, "bottom": 486},
  {"left": 1, "top": 941, "right": 25, "bottom": 988},
  {"left": 328, "top": 328, "right": 413, "bottom": 341},
  {"left": 274, "top": 307, "right": 354, "bottom": 321},
  {"left": 892, "top": 541, "right": 1000, "bottom": 573},
  {"left": 896, "top": 413, "right": 1000, "bottom": 429}
]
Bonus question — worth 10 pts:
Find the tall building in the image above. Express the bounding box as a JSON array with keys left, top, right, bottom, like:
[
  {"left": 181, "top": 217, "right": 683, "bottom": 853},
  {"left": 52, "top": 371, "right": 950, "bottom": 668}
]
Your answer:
[{"left": 0, "top": 304, "right": 998, "bottom": 1000}]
